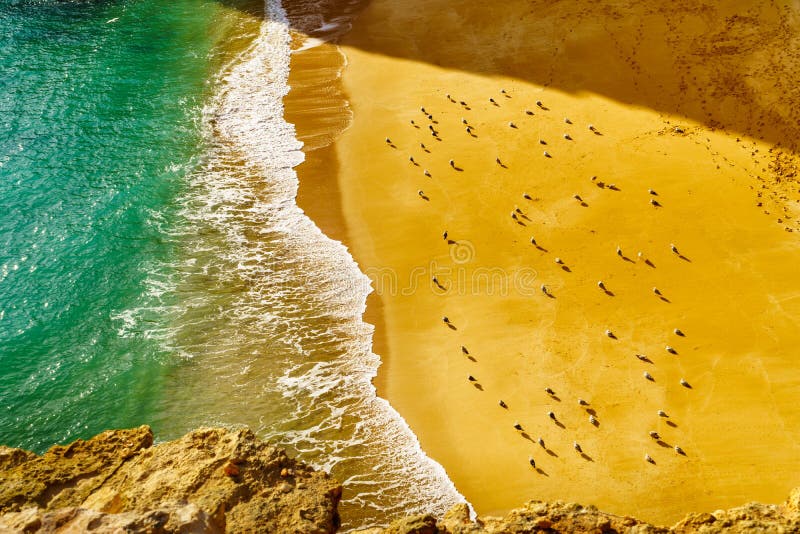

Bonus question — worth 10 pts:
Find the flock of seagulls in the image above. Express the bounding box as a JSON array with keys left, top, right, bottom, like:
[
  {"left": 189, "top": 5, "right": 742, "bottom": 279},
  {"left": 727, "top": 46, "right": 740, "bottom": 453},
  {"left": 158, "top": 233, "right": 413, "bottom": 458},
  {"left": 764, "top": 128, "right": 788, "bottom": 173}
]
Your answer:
[{"left": 384, "top": 87, "right": 697, "bottom": 475}]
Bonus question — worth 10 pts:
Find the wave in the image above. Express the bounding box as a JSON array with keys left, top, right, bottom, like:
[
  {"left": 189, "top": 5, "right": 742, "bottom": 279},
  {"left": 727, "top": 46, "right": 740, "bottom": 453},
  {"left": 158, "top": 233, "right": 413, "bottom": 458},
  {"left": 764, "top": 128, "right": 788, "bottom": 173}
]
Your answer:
[{"left": 115, "top": 0, "right": 468, "bottom": 529}]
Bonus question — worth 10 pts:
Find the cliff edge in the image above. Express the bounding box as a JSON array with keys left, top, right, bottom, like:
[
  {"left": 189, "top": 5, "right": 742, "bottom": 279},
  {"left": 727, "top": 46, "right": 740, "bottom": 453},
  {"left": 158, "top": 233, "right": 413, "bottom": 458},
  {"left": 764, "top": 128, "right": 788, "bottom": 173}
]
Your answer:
[
  {"left": 0, "top": 426, "right": 341, "bottom": 533},
  {"left": 1, "top": 427, "right": 799, "bottom": 533}
]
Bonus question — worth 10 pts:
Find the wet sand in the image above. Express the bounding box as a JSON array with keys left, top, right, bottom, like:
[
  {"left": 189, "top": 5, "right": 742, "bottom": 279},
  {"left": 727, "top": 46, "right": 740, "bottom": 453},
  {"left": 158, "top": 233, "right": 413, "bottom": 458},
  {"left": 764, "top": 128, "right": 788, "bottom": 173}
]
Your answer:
[{"left": 303, "top": 0, "right": 800, "bottom": 525}]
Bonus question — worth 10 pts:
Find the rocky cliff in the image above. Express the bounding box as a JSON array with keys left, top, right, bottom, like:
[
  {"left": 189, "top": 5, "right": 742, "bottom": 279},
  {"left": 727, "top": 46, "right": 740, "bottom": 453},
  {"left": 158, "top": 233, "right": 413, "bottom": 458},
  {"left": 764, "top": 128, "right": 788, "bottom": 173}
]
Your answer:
[
  {"left": 0, "top": 426, "right": 341, "bottom": 533},
  {"left": 1, "top": 427, "right": 799, "bottom": 533}
]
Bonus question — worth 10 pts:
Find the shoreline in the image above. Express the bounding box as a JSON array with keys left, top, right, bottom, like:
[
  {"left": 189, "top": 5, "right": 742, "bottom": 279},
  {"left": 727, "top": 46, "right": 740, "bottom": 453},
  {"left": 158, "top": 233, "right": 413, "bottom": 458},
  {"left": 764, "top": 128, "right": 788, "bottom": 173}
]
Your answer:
[
  {"left": 282, "top": 0, "right": 392, "bottom": 398},
  {"left": 329, "top": 0, "right": 800, "bottom": 525}
]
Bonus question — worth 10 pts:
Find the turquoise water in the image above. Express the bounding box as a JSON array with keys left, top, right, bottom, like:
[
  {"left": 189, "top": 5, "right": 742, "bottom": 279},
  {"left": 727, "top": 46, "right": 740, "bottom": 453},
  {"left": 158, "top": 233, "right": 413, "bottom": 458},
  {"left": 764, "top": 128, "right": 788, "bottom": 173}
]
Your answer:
[{"left": 0, "top": 0, "right": 222, "bottom": 451}]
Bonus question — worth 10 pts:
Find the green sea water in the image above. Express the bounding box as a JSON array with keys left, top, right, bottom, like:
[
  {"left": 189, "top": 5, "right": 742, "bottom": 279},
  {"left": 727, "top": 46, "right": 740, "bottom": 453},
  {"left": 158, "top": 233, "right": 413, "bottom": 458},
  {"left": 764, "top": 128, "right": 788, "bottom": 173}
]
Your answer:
[{"left": 0, "top": 0, "right": 231, "bottom": 451}]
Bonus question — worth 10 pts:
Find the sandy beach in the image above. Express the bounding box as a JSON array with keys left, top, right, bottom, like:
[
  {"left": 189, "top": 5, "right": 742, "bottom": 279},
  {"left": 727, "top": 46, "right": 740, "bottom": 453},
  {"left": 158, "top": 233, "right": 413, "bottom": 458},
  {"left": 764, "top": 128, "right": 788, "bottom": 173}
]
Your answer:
[{"left": 289, "top": 0, "right": 800, "bottom": 525}]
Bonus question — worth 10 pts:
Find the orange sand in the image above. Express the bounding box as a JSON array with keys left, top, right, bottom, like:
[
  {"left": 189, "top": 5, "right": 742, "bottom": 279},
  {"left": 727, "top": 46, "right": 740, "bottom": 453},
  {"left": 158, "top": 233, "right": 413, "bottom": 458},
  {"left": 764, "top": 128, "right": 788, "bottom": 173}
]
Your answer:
[{"left": 311, "top": 0, "right": 800, "bottom": 525}]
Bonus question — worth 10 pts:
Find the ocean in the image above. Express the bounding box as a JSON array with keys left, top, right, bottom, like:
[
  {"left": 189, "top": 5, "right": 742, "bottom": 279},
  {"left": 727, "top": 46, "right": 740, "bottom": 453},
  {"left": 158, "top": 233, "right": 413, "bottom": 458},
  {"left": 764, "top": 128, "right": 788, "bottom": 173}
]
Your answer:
[{"left": 0, "top": 0, "right": 463, "bottom": 529}]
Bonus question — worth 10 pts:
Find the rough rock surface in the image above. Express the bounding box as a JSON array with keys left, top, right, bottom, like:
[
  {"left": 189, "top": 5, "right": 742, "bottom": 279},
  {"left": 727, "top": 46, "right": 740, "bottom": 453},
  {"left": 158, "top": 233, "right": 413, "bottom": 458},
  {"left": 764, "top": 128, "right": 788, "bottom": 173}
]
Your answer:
[
  {"left": 0, "top": 426, "right": 341, "bottom": 533},
  {"left": 2, "top": 427, "right": 799, "bottom": 533},
  {"left": 358, "top": 490, "right": 800, "bottom": 534}
]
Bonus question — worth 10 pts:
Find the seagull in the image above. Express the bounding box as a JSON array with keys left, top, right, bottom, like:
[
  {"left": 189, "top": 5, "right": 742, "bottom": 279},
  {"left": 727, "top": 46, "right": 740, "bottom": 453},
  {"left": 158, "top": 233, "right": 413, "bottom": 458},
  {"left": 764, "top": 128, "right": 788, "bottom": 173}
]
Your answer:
[
  {"left": 649, "top": 431, "right": 660, "bottom": 440},
  {"left": 597, "top": 281, "right": 606, "bottom": 290},
  {"left": 574, "top": 442, "right": 583, "bottom": 453},
  {"left": 645, "top": 454, "right": 655, "bottom": 464},
  {"left": 514, "top": 422, "right": 523, "bottom": 430},
  {"left": 644, "top": 371, "right": 654, "bottom": 381},
  {"left": 529, "top": 457, "right": 536, "bottom": 468},
  {"left": 537, "top": 437, "right": 545, "bottom": 448},
  {"left": 578, "top": 398, "right": 589, "bottom": 406},
  {"left": 657, "top": 410, "right": 668, "bottom": 417},
  {"left": 106, "top": 17, "right": 119, "bottom": 24}
]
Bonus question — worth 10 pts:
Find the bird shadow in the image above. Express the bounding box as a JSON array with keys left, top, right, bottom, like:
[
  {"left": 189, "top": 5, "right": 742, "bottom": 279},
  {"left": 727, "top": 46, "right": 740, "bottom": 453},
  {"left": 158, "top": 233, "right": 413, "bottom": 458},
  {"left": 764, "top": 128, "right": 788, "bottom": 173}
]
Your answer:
[
  {"left": 545, "top": 449, "right": 559, "bottom": 458},
  {"left": 645, "top": 259, "right": 656, "bottom": 268},
  {"left": 411, "top": 161, "right": 420, "bottom": 167},
  {"left": 645, "top": 375, "right": 655, "bottom": 382},
  {"left": 388, "top": 143, "right": 397, "bottom": 149},
  {"left": 473, "top": 383, "right": 483, "bottom": 391},
  {"left": 659, "top": 296, "right": 671, "bottom": 303},
  {"left": 678, "top": 254, "right": 692, "bottom": 262},
  {"left": 604, "top": 290, "right": 615, "bottom": 296},
  {"left": 666, "top": 420, "right": 678, "bottom": 428},
  {"left": 607, "top": 333, "right": 618, "bottom": 340},
  {"left": 549, "top": 395, "right": 561, "bottom": 402},
  {"left": 656, "top": 440, "right": 672, "bottom": 448},
  {"left": 520, "top": 432, "right": 535, "bottom": 442},
  {"left": 607, "top": 184, "right": 621, "bottom": 191},
  {"left": 681, "top": 381, "right": 693, "bottom": 389},
  {"left": 545, "top": 292, "right": 556, "bottom": 299},
  {"left": 538, "top": 104, "right": 550, "bottom": 111},
  {"left": 561, "top": 265, "right": 572, "bottom": 272},
  {"left": 516, "top": 220, "right": 527, "bottom": 226},
  {"left": 433, "top": 281, "right": 446, "bottom": 291},
  {"left": 585, "top": 408, "right": 597, "bottom": 416},
  {"left": 446, "top": 323, "right": 457, "bottom": 330},
  {"left": 579, "top": 201, "right": 588, "bottom": 207},
  {"left": 467, "top": 356, "right": 477, "bottom": 362},
  {"left": 453, "top": 166, "right": 464, "bottom": 172},
  {"left": 420, "top": 194, "right": 430, "bottom": 201},
  {"left": 535, "top": 246, "right": 549, "bottom": 252},
  {"left": 526, "top": 110, "right": 535, "bottom": 115},
  {"left": 621, "top": 255, "right": 635, "bottom": 263},
  {"left": 637, "top": 355, "right": 654, "bottom": 364},
  {"left": 554, "top": 420, "right": 566, "bottom": 429},
  {"left": 593, "top": 130, "right": 603, "bottom": 136},
  {"left": 580, "top": 453, "right": 594, "bottom": 462},
  {"left": 536, "top": 468, "right": 549, "bottom": 477},
  {"left": 498, "top": 162, "right": 507, "bottom": 168}
]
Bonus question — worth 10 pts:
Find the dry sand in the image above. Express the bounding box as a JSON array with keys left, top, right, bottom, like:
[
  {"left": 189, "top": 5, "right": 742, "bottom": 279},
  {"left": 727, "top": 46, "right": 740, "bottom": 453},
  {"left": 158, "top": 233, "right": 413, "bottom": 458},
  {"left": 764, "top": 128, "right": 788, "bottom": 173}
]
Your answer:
[{"left": 289, "top": 0, "right": 800, "bottom": 525}]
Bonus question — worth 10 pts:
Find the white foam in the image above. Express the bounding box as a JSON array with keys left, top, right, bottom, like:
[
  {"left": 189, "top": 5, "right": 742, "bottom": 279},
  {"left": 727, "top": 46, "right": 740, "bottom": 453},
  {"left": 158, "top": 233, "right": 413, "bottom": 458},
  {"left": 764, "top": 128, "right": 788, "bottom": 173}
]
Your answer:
[{"left": 111, "top": 0, "right": 468, "bottom": 529}]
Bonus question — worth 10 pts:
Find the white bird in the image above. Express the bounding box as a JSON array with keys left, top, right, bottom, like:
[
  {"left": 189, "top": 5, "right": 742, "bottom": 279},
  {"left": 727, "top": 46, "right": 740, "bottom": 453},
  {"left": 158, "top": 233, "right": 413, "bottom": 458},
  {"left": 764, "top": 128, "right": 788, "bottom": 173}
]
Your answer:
[
  {"left": 597, "top": 281, "right": 606, "bottom": 290},
  {"left": 449, "top": 159, "right": 455, "bottom": 167},
  {"left": 548, "top": 411, "right": 556, "bottom": 420},
  {"left": 636, "top": 354, "right": 648, "bottom": 362},
  {"left": 680, "top": 378, "right": 690, "bottom": 388},
  {"left": 564, "top": 117, "right": 572, "bottom": 124},
  {"left": 657, "top": 410, "right": 668, "bottom": 418},
  {"left": 674, "top": 328, "right": 685, "bottom": 336},
  {"left": 545, "top": 387, "right": 555, "bottom": 395},
  {"left": 529, "top": 457, "right": 536, "bottom": 468},
  {"left": 666, "top": 345, "right": 677, "bottom": 354},
  {"left": 541, "top": 284, "right": 549, "bottom": 295},
  {"left": 644, "top": 371, "right": 654, "bottom": 381},
  {"left": 578, "top": 398, "right": 589, "bottom": 406},
  {"left": 605, "top": 329, "right": 614, "bottom": 338},
  {"left": 645, "top": 454, "right": 654, "bottom": 464},
  {"left": 588, "top": 124, "right": 595, "bottom": 131},
  {"left": 589, "top": 415, "right": 597, "bottom": 425},
  {"left": 106, "top": 17, "right": 119, "bottom": 24},
  {"left": 574, "top": 442, "right": 582, "bottom": 453},
  {"left": 616, "top": 246, "right": 623, "bottom": 256},
  {"left": 543, "top": 151, "right": 551, "bottom": 158},
  {"left": 537, "top": 437, "right": 545, "bottom": 447},
  {"left": 675, "top": 446, "right": 685, "bottom": 455},
  {"left": 555, "top": 257, "right": 564, "bottom": 264},
  {"left": 649, "top": 431, "right": 660, "bottom": 440},
  {"left": 671, "top": 243, "right": 679, "bottom": 254},
  {"left": 530, "top": 237, "right": 537, "bottom": 246},
  {"left": 424, "top": 169, "right": 431, "bottom": 177}
]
